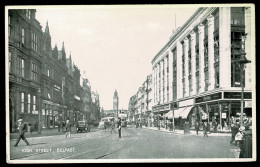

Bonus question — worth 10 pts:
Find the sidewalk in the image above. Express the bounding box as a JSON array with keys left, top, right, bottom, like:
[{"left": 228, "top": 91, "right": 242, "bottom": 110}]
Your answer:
[
  {"left": 142, "top": 126, "right": 231, "bottom": 136},
  {"left": 9, "top": 126, "right": 99, "bottom": 140}
]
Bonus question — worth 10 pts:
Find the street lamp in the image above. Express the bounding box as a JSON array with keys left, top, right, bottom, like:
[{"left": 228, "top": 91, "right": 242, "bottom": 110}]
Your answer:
[
  {"left": 235, "top": 35, "right": 251, "bottom": 126},
  {"left": 37, "top": 88, "right": 41, "bottom": 134}
]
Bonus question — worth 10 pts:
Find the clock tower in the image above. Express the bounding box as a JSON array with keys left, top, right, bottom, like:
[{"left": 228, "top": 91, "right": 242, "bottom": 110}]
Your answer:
[{"left": 113, "top": 90, "right": 119, "bottom": 118}]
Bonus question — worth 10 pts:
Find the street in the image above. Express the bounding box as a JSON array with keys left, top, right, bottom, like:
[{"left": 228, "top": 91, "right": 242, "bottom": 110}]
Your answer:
[{"left": 10, "top": 125, "right": 238, "bottom": 160}]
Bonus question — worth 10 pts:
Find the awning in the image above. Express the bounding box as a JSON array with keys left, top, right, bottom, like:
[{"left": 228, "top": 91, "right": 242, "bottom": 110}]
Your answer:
[
  {"left": 179, "top": 106, "right": 193, "bottom": 119},
  {"left": 168, "top": 108, "right": 184, "bottom": 119},
  {"left": 164, "top": 110, "right": 172, "bottom": 118}
]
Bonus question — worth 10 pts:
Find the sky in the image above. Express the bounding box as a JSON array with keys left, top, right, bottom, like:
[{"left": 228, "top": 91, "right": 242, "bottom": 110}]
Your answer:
[{"left": 35, "top": 5, "right": 198, "bottom": 110}]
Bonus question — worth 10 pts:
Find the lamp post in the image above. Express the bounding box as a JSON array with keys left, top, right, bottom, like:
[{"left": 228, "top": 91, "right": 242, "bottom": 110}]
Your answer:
[
  {"left": 235, "top": 35, "right": 251, "bottom": 126},
  {"left": 37, "top": 88, "right": 41, "bottom": 134}
]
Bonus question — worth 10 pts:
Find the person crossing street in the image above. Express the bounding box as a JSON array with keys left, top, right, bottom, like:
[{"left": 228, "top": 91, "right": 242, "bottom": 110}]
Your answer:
[
  {"left": 13, "top": 119, "right": 30, "bottom": 147},
  {"left": 118, "top": 118, "right": 122, "bottom": 138}
]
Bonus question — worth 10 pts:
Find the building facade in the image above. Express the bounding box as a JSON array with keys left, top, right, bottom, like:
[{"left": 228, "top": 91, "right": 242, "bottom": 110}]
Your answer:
[
  {"left": 8, "top": 9, "right": 96, "bottom": 132},
  {"left": 151, "top": 7, "right": 253, "bottom": 130}
]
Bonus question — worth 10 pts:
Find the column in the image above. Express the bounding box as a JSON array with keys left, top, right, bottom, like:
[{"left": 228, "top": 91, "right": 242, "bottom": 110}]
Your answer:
[
  {"left": 152, "top": 67, "right": 155, "bottom": 105},
  {"left": 176, "top": 41, "right": 183, "bottom": 99},
  {"left": 160, "top": 60, "right": 164, "bottom": 104},
  {"left": 164, "top": 56, "right": 168, "bottom": 103},
  {"left": 190, "top": 31, "right": 197, "bottom": 95},
  {"left": 245, "top": 7, "right": 252, "bottom": 90},
  {"left": 184, "top": 37, "right": 189, "bottom": 97},
  {"left": 198, "top": 24, "right": 205, "bottom": 93},
  {"left": 207, "top": 15, "right": 215, "bottom": 90},
  {"left": 219, "top": 7, "right": 231, "bottom": 88},
  {"left": 168, "top": 50, "right": 173, "bottom": 102}
]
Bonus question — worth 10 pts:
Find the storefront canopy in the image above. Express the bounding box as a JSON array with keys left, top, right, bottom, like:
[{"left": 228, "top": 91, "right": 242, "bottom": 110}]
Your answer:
[
  {"left": 164, "top": 110, "right": 172, "bottom": 118},
  {"left": 179, "top": 106, "right": 193, "bottom": 119},
  {"left": 168, "top": 108, "right": 183, "bottom": 119}
]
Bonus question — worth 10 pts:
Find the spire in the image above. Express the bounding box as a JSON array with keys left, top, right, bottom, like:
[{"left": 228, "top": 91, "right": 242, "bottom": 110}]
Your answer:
[
  {"left": 62, "top": 41, "right": 65, "bottom": 52},
  {"left": 45, "top": 20, "right": 50, "bottom": 35}
]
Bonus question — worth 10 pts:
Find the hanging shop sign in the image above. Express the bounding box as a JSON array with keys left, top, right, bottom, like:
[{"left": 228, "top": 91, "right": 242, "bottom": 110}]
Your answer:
[
  {"left": 224, "top": 92, "right": 252, "bottom": 99},
  {"left": 195, "top": 92, "right": 222, "bottom": 103},
  {"left": 152, "top": 104, "right": 170, "bottom": 112}
]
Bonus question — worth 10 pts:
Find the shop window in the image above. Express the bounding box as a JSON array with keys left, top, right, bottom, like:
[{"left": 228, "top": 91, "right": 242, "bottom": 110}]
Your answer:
[
  {"left": 21, "top": 92, "right": 24, "bottom": 113},
  {"left": 28, "top": 94, "right": 31, "bottom": 113},
  {"left": 33, "top": 95, "right": 36, "bottom": 113}
]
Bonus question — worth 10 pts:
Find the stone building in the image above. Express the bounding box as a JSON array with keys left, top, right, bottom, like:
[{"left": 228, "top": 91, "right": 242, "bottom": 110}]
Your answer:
[{"left": 151, "top": 7, "right": 253, "bottom": 130}]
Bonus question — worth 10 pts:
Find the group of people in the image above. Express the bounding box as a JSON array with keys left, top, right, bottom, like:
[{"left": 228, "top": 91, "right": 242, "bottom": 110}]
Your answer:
[
  {"left": 105, "top": 118, "right": 122, "bottom": 138},
  {"left": 13, "top": 119, "right": 73, "bottom": 147}
]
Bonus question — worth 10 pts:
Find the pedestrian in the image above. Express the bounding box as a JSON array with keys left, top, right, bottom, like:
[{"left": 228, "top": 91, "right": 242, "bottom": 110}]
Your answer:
[
  {"left": 230, "top": 120, "right": 239, "bottom": 145},
  {"left": 65, "top": 120, "right": 72, "bottom": 138},
  {"left": 57, "top": 121, "right": 61, "bottom": 132},
  {"left": 195, "top": 121, "right": 200, "bottom": 135},
  {"left": 13, "top": 119, "right": 31, "bottom": 147},
  {"left": 110, "top": 119, "right": 116, "bottom": 134},
  {"left": 235, "top": 126, "right": 245, "bottom": 158},
  {"left": 62, "top": 121, "right": 66, "bottom": 133},
  {"left": 34, "top": 121, "right": 38, "bottom": 132},
  {"left": 203, "top": 122, "right": 208, "bottom": 137},
  {"left": 118, "top": 118, "right": 122, "bottom": 138}
]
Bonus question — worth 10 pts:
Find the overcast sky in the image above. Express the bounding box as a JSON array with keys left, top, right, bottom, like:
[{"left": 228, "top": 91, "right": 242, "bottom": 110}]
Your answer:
[{"left": 35, "top": 5, "right": 198, "bottom": 110}]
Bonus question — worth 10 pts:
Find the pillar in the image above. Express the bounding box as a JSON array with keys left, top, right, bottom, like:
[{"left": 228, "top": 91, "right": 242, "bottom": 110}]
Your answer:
[
  {"left": 198, "top": 23, "right": 205, "bottom": 93},
  {"left": 190, "top": 30, "right": 197, "bottom": 95},
  {"left": 164, "top": 56, "right": 168, "bottom": 102},
  {"left": 207, "top": 15, "right": 215, "bottom": 90},
  {"left": 168, "top": 50, "right": 173, "bottom": 102},
  {"left": 160, "top": 60, "right": 164, "bottom": 104},
  {"left": 176, "top": 41, "right": 183, "bottom": 99},
  {"left": 244, "top": 7, "right": 253, "bottom": 89},
  {"left": 219, "top": 7, "right": 231, "bottom": 88},
  {"left": 184, "top": 37, "right": 189, "bottom": 97}
]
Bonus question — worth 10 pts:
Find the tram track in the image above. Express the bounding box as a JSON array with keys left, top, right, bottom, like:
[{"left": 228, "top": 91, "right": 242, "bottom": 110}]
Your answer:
[{"left": 10, "top": 130, "right": 113, "bottom": 160}]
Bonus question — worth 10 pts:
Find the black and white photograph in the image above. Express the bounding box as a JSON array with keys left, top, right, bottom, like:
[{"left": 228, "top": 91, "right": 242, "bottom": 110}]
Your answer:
[{"left": 5, "top": 4, "right": 256, "bottom": 163}]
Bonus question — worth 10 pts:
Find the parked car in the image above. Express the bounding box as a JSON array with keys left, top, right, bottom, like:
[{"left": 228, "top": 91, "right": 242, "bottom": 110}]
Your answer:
[
  {"left": 76, "top": 120, "right": 90, "bottom": 133},
  {"left": 99, "top": 117, "right": 113, "bottom": 129}
]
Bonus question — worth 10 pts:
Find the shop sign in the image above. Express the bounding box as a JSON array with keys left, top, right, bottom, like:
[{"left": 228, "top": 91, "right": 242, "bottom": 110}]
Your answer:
[
  {"left": 195, "top": 92, "right": 222, "bottom": 103},
  {"left": 152, "top": 104, "right": 170, "bottom": 112},
  {"left": 222, "top": 113, "right": 227, "bottom": 119},
  {"left": 224, "top": 92, "right": 252, "bottom": 99},
  {"left": 179, "top": 99, "right": 193, "bottom": 107}
]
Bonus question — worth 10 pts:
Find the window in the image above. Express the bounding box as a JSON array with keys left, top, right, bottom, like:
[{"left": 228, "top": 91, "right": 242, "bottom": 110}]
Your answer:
[
  {"left": 28, "top": 94, "right": 31, "bottom": 113},
  {"left": 31, "top": 32, "right": 38, "bottom": 51},
  {"left": 21, "top": 28, "right": 25, "bottom": 44},
  {"left": 21, "top": 92, "right": 24, "bottom": 113},
  {"left": 231, "top": 7, "right": 245, "bottom": 25},
  {"left": 8, "top": 15, "right": 11, "bottom": 37},
  {"left": 47, "top": 68, "right": 50, "bottom": 77},
  {"left": 196, "top": 74, "right": 200, "bottom": 93},
  {"left": 33, "top": 96, "right": 36, "bottom": 112},
  {"left": 26, "top": 9, "right": 31, "bottom": 19},
  {"left": 9, "top": 52, "right": 12, "bottom": 73},
  {"left": 31, "top": 62, "right": 38, "bottom": 81},
  {"left": 215, "top": 67, "right": 219, "bottom": 88},
  {"left": 17, "top": 57, "right": 25, "bottom": 77},
  {"left": 205, "top": 70, "right": 209, "bottom": 91}
]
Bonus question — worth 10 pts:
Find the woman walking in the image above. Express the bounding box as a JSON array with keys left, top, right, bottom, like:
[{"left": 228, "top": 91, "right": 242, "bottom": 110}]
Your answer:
[{"left": 203, "top": 122, "right": 208, "bottom": 137}]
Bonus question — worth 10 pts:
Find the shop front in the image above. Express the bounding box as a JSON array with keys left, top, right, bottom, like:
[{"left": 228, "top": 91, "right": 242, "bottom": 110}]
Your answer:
[
  {"left": 192, "top": 91, "right": 252, "bottom": 132},
  {"left": 152, "top": 103, "right": 172, "bottom": 128},
  {"left": 42, "top": 100, "right": 63, "bottom": 129}
]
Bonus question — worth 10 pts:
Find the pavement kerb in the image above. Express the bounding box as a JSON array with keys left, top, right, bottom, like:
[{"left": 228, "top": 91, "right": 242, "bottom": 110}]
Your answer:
[{"left": 142, "top": 126, "right": 231, "bottom": 136}]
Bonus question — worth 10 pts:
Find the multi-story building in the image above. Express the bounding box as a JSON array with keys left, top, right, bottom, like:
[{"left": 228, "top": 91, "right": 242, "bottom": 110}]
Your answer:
[
  {"left": 8, "top": 9, "right": 97, "bottom": 131},
  {"left": 152, "top": 7, "right": 253, "bottom": 130},
  {"left": 128, "top": 94, "right": 137, "bottom": 122},
  {"left": 91, "top": 91, "right": 101, "bottom": 121},
  {"left": 8, "top": 9, "right": 43, "bottom": 132},
  {"left": 80, "top": 75, "right": 91, "bottom": 120}
]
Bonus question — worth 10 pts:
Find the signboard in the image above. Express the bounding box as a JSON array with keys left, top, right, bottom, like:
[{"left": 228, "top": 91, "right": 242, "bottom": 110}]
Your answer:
[
  {"left": 224, "top": 92, "right": 252, "bottom": 99},
  {"left": 152, "top": 104, "right": 170, "bottom": 112},
  {"left": 222, "top": 113, "right": 226, "bottom": 119},
  {"left": 195, "top": 92, "right": 222, "bottom": 103}
]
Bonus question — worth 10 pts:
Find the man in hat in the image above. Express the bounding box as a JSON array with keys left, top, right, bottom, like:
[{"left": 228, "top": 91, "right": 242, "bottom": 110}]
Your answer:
[{"left": 13, "top": 119, "right": 30, "bottom": 147}]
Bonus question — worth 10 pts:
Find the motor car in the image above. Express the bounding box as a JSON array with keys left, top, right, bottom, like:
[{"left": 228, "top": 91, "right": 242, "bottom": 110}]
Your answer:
[
  {"left": 99, "top": 117, "right": 113, "bottom": 129},
  {"left": 76, "top": 120, "right": 89, "bottom": 133}
]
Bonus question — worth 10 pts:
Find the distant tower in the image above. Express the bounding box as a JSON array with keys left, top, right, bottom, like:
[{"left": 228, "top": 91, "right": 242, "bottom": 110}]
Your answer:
[{"left": 113, "top": 90, "right": 119, "bottom": 117}]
